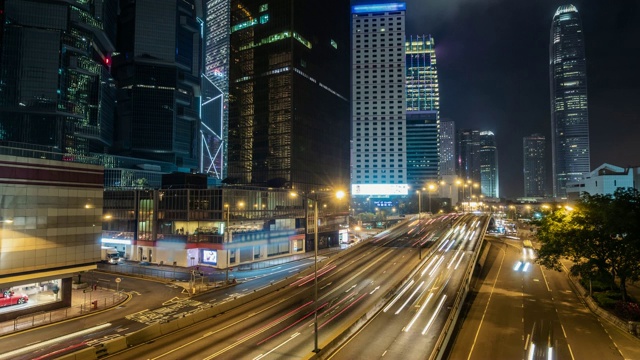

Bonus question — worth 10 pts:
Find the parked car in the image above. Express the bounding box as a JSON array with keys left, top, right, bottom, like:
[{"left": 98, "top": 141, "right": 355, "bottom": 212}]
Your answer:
[{"left": 0, "top": 291, "right": 29, "bottom": 307}]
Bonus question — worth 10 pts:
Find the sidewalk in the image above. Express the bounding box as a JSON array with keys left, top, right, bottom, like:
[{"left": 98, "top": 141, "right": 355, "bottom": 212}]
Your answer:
[{"left": 0, "top": 287, "right": 126, "bottom": 337}]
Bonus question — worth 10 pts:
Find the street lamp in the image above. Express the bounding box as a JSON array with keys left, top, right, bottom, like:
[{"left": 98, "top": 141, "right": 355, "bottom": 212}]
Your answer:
[
  {"left": 416, "top": 190, "right": 423, "bottom": 259},
  {"left": 427, "top": 183, "right": 436, "bottom": 213},
  {"left": 290, "top": 189, "right": 345, "bottom": 353}
]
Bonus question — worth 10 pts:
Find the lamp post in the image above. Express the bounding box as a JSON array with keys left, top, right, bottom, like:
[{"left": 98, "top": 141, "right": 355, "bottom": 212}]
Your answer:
[
  {"left": 223, "top": 204, "right": 231, "bottom": 283},
  {"left": 416, "top": 190, "right": 423, "bottom": 259},
  {"left": 427, "top": 183, "right": 436, "bottom": 213},
  {"left": 291, "top": 189, "right": 345, "bottom": 353}
]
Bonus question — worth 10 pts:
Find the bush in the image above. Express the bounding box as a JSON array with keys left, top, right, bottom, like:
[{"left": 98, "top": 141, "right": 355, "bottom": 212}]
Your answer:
[
  {"left": 592, "top": 291, "right": 619, "bottom": 310},
  {"left": 614, "top": 301, "right": 640, "bottom": 321}
]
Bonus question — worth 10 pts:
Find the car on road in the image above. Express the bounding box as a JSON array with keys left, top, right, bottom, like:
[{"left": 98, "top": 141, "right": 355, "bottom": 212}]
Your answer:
[{"left": 0, "top": 291, "right": 29, "bottom": 307}]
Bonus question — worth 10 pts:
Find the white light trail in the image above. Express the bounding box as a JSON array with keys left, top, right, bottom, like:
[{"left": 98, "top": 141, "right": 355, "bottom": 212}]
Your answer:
[
  {"left": 395, "top": 281, "right": 424, "bottom": 314},
  {"left": 523, "top": 262, "right": 530, "bottom": 272},
  {"left": 404, "top": 293, "right": 434, "bottom": 332},
  {"left": 421, "top": 294, "right": 447, "bottom": 335},
  {"left": 438, "top": 240, "right": 449, "bottom": 252},
  {"left": 514, "top": 261, "right": 523, "bottom": 271},
  {"left": 447, "top": 250, "right": 461, "bottom": 269},
  {"left": 527, "top": 344, "right": 536, "bottom": 360},
  {"left": 383, "top": 279, "right": 415, "bottom": 312},
  {"left": 421, "top": 256, "right": 439, "bottom": 276},
  {"left": 429, "top": 257, "right": 445, "bottom": 277},
  {"left": 454, "top": 252, "right": 465, "bottom": 269}
]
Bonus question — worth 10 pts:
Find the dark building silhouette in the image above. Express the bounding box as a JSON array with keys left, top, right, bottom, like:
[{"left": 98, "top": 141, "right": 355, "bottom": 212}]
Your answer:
[
  {"left": 523, "top": 134, "right": 546, "bottom": 197},
  {"left": 227, "top": 0, "right": 350, "bottom": 190}
]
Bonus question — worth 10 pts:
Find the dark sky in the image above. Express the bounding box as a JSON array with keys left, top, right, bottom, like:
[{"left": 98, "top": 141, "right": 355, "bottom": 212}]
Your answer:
[{"left": 404, "top": 0, "right": 640, "bottom": 198}]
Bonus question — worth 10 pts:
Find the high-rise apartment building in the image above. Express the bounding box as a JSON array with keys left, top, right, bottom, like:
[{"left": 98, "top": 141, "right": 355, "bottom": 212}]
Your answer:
[
  {"left": 351, "top": 2, "right": 408, "bottom": 197},
  {"left": 227, "top": 0, "right": 349, "bottom": 190},
  {"left": 550, "top": 4, "right": 590, "bottom": 198},
  {"left": 523, "top": 134, "right": 546, "bottom": 197},
  {"left": 112, "top": 0, "right": 202, "bottom": 171},
  {"left": 439, "top": 120, "right": 456, "bottom": 176},
  {"left": 405, "top": 35, "right": 439, "bottom": 190},
  {"left": 478, "top": 131, "right": 498, "bottom": 198},
  {"left": 0, "top": 0, "right": 116, "bottom": 155}
]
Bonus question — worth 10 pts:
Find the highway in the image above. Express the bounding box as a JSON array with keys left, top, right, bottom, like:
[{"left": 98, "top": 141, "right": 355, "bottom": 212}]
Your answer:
[
  {"left": 92, "top": 215, "right": 460, "bottom": 359},
  {"left": 330, "top": 214, "right": 489, "bottom": 360},
  {"left": 447, "top": 236, "right": 627, "bottom": 360}
]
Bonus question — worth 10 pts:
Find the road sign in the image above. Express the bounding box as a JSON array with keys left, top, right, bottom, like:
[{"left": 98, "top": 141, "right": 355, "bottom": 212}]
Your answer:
[{"left": 115, "top": 278, "right": 121, "bottom": 283}]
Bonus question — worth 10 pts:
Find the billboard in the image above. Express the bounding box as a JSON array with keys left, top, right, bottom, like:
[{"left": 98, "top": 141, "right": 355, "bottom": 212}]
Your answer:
[
  {"left": 352, "top": 184, "right": 409, "bottom": 196},
  {"left": 202, "top": 249, "right": 218, "bottom": 265}
]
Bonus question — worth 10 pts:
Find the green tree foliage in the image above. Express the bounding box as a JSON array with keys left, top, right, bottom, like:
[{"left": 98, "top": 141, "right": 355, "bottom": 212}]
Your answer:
[{"left": 536, "top": 188, "right": 640, "bottom": 301}]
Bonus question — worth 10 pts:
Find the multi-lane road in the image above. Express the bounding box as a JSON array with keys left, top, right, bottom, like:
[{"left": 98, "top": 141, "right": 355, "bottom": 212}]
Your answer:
[{"left": 447, "top": 235, "right": 640, "bottom": 360}]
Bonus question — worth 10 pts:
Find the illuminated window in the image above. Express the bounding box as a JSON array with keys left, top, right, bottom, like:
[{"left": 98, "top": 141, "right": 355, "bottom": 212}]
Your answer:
[{"left": 259, "top": 4, "right": 268, "bottom": 12}]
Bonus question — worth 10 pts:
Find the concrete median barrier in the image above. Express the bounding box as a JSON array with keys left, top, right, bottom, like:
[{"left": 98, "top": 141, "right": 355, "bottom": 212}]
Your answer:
[
  {"left": 54, "top": 347, "right": 97, "bottom": 360},
  {"left": 126, "top": 323, "right": 161, "bottom": 346}
]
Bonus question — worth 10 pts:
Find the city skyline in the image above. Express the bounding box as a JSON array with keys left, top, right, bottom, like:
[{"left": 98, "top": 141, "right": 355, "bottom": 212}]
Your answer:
[{"left": 405, "top": 0, "right": 640, "bottom": 198}]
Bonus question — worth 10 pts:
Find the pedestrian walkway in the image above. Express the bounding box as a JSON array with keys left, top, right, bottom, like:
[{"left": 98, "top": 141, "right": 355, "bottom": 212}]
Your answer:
[{"left": 0, "top": 286, "right": 126, "bottom": 337}]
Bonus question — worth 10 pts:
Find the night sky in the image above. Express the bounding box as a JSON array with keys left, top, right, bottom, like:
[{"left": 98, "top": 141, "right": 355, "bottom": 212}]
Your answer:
[{"left": 404, "top": 0, "right": 640, "bottom": 198}]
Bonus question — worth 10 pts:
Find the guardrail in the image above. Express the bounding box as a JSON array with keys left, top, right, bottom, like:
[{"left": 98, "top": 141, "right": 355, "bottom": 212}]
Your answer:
[{"left": 428, "top": 215, "right": 491, "bottom": 360}]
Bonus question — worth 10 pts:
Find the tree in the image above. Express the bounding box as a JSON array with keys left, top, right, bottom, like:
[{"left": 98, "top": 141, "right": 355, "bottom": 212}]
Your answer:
[{"left": 536, "top": 188, "right": 640, "bottom": 302}]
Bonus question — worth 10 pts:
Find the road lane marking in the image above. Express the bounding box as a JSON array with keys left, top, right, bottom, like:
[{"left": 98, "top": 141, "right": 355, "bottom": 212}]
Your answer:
[
  {"left": 253, "top": 332, "right": 300, "bottom": 360},
  {"left": 467, "top": 242, "right": 506, "bottom": 360},
  {"left": 540, "top": 266, "right": 552, "bottom": 291}
]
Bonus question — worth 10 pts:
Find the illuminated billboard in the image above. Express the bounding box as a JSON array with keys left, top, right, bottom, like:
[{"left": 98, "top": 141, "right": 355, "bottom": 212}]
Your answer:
[
  {"left": 202, "top": 249, "right": 218, "bottom": 265},
  {"left": 352, "top": 184, "right": 409, "bottom": 196},
  {"left": 351, "top": 3, "right": 406, "bottom": 14}
]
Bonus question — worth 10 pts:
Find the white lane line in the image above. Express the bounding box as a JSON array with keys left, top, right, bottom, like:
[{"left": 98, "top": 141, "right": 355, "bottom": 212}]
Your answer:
[
  {"left": 466, "top": 244, "right": 506, "bottom": 360},
  {"left": 252, "top": 332, "right": 300, "bottom": 360}
]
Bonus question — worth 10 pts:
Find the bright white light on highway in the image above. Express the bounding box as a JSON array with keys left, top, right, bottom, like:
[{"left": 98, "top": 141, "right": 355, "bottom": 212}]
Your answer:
[
  {"left": 395, "top": 281, "right": 424, "bottom": 314},
  {"left": 421, "top": 256, "right": 439, "bottom": 276},
  {"left": 438, "top": 240, "right": 449, "bottom": 251},
  {"left": 405, "top": 292, "right": 434, "bottom": 332},
  {"left": 548, "top": 347, "right": 553, "bottom": 360},
  {"left": 454, "top": 252, "right": 465, "bottom": 269},
  {"left": 514, "top": 261, "right": 523, "bottom": 271},
  {"left": 429, "top": 257, "right": 445, "bottom": 277},
  {"left": 384, "top": 279, "right": 415, "bottom": 312},
  {"left": 529, "top": 248, "right": 535, "bottom": 259},
  {"left": 528, "top": 344, "right": 536, "bottom": 360},
  {"left": 445, "top": 239, "right": 456, "bottom": 252},
  {"left": 421, "top": 294, "right": 447, "bottom": 335},
  {"left": 523, "top": 262, "right": 530, "bottom": 272}
]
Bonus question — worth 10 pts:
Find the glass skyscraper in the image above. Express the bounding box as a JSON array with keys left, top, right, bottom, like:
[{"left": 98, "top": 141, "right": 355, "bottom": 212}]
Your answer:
[
  {"left": 478, "top": 131, "right": 498, "bottom": 198},
  {"left": 0, "top": 0, "right": 116, "bottom": 155},
  {"left": 523, "top": 134, "right": 546, "bottom": 197},
  {"left": 549, "top": 4, "right": 590, "bottom": 198},
  {"left": 228, "top": 0, "right": 349, "bottom": 190},
  {"left": 112, "top": 0, "right": 202, "bottom": 171},
  {"left": 405, "top": 35, "right": 439, "bottom": 190}
]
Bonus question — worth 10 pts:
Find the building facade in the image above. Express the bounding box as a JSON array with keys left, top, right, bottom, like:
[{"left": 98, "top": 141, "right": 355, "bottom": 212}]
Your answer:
[
  {"left": 566, "top": 163, "right": 633, "bottom": 200},
  {"left": 112, "top": 0, "right": 202, "bottom": 171},
  {"left": 0, "top": 149, "right": 103, "bottom": 322},
  {"left": 478, "top": 131, "right": 498, "bottom": 198},
  {"left": 550, "top": 4, "right": 590, "bottom": 198},
  {"left": 0, "top": 0, "right": 116, "bottom": 156},
  {"left": 523, "top": 134, "right": 546, "bottom": 197},
  {"left": 351, "top": 2, "right": 408, "bottom": 197},
  {"left": 457, "top": 128, "right": 480, "bottom": 184},
  {"left": 439, "top": 120, "right": 456, "bottom": 176},
  {"left": 227, "top": 0, "right": 349, "bottom": 190},
  {"left": 405, "top": 35, "right": 439, "bottom": 190}
]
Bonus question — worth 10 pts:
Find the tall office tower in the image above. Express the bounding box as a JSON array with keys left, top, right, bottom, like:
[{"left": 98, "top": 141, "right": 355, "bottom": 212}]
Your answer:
[
  {"left": 351, "top": 2, "right": 408, "bottom": 197},
  {"left": 112, "top": 0, "right": 202, "bottom": 171},
  {"left": 523, "top": 134, "right": 546, "bottom": 197},
  {"left": 228, "top": 0, "right": 349, "bottom": 189},
  {"left": 550, "top": 4, "right": 590, "bottom": 198},
  {"left": 405, "top": 35, "right": 439, "bottom": 190},
  {"left": 478, "top": 131, "right": 498, "bottom": 198},
  {"left": 202, "top": 0, "right": 229, "bottom": 180},
  {"left": 457, "top": 129, "right": 481, "bottom": 183},
  {"left": 0, "top": 0, "right": 116, "bottom": 155},
  {"left": 439, "top": 120, "right": 456, "bottom": 176}
]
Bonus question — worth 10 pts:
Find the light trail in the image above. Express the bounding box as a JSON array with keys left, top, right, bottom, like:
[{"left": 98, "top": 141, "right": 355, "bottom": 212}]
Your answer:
[
  {"left": 395, "top": 281, "right": 425, "bottom": 314},
  {"left": 404, "top": 293, "right": 434, "bottom": 332},
  {"left": 421, "top": 294, "right": 447, "bottom": 335},
  {"left": 383, "top": 279, "right": 415, "bottom": 313},
  {"left": 421, "top": 256, "right": 440, "bottom": 276}
]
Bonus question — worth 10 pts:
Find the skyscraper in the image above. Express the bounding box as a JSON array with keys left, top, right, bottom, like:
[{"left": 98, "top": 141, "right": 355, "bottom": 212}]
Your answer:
[
  {"left": 228, "top": 0, "right": 349, "bottom": 190},
  {"left": 523, "top": 134, "right": 546, "bottom": 197},
  {"left": 478, "top": 131, "right": 498, "bottom": 198},
  {"left": 112, "top": 0, "right": 202, "bottom": 171},
  {"left": 457, "top": 129, "right": 480, "bottom": 184},
  {"left": 203, "top": 0, "right": 230, "bottom": 180},
  {"left": 550, "top": 4, "right": 590, "bottom": 198},
  {"left": 351, "top": 2, "right": 408, "bottom": 197},
  {"left": 405, "top": 35, "right": 439, "bottom": 190},
  {"left": 439, "top": 120, "right": 456, "bottom": 176},
  {"left": 0, "top": 0, "right": 116, "bottom": 155}
]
